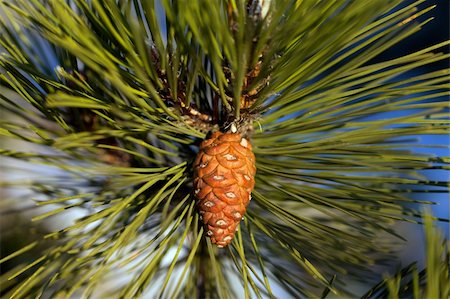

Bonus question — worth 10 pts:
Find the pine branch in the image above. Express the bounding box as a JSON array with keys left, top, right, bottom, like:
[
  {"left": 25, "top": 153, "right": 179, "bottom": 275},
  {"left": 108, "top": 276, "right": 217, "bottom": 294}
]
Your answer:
[{"left": 0, "top": 0, "right": 448, "bottom": 297}]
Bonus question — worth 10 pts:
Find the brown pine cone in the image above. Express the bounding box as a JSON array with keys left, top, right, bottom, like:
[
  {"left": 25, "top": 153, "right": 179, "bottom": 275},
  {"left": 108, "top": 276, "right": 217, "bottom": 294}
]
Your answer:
[{"left": 193, "top": 131, "right": 256, "bottom": 248}]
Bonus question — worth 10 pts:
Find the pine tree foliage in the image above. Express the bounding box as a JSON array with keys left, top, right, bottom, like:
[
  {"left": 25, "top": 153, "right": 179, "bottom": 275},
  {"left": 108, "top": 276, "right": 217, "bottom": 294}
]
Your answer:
[{"left": 0, "top": 0, "right": 448, "bottom": 297}]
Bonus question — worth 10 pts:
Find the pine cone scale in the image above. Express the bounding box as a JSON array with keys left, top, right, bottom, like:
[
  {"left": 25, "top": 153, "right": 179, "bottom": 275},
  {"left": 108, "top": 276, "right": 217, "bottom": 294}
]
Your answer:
[{"left": 204, "top": 143, "right": 230, "bottom": 155}]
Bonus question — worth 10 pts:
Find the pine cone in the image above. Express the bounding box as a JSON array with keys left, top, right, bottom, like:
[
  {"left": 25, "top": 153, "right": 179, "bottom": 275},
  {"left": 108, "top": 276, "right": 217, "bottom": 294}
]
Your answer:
[{"left": 193, "top": 131, "right": 256, "bottom": 248}]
